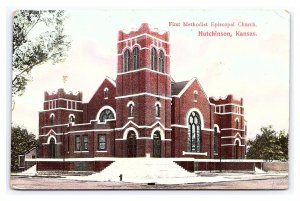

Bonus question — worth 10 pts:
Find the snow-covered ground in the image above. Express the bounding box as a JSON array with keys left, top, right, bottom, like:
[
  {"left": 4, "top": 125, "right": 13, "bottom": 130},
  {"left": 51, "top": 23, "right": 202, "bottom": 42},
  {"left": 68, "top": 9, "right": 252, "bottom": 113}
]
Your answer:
[
  {"left": 15, "top": 159, "right": 288, "bottom": 185},
  {"left": 62, "top": 171, "right": 287, "bottom": 185},
  {"left": 15, "top": 165, "right": 37, "bottom": 176}
]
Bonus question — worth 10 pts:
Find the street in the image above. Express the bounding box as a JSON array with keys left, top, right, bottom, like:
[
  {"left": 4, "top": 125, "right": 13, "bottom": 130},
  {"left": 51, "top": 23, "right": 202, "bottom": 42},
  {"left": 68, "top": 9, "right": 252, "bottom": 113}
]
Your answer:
[{"left": 10, "top": 175, "right": 288, "bottom": 190}]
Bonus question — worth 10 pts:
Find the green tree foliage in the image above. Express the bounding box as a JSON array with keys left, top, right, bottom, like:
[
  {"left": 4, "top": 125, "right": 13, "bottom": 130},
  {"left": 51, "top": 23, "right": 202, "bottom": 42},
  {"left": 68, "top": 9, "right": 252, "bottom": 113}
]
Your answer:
[
  {"left": 11, "top": 124, "right": 38, "bottom": 172},
  {"left": 12, "top": 10, "right": 71, "bottom": 97},
  {"left": 246, "top": 125, "right": 288, "bottom": 161}
]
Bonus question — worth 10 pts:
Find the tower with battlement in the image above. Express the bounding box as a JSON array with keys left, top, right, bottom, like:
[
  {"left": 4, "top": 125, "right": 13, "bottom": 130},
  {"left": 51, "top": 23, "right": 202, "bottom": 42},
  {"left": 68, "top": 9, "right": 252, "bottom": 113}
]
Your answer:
[
  {"left": 39, "top": 89, "right": 83, "bottom": 158},
  {"left": 115, "top": 23, "right": 172, "bottom": 157},
  {"left": 209, "top": 95, "right": 246, "bottom": 159}
]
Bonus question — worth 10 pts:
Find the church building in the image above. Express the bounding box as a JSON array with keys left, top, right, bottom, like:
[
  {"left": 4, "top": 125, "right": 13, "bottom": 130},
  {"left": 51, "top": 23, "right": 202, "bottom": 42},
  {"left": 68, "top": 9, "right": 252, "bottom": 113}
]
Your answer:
[{"left": 36, "top": 23, "right": 248, "bottom": 172}]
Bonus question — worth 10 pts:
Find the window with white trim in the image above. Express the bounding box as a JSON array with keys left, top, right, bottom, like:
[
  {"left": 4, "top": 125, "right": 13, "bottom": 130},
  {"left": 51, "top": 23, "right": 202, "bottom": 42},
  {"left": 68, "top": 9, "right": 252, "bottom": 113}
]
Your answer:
[
  {"left": 69, "top": 115, "right": 75, "bottom": 123},
  {"left": 48, "top": 100, "right": 55, "bottom": 109},
  {"left": 187, "top": 111, "right": 202, "bottom": 152},
  {"left": 75, "top": 135, "right": 81, "bottom": 151},
  {"left": 128, "top": 104, "right": 134, "bottom": 118},
  {"left": 133, "top": 47, "right": 140, "bottom": 70},
  {"left": 155, "top": 104, "right": 160, "bottom": 117},
  {"left": 194, "top": 91, "right": 198, "bottom": 101},
  {"left": 99, "top": 109, "right": 115, "bottom": 122},
  {"left": 123, "top": 49, "right": 130, "bottom": 72},
  {"left": 83, "top": 135, "right": 88, "bottom": 151},
  {"left": 151, "top": 47, "right": 157, "bottom": 70},
  {"left": 50, "top": 114, "right": 55, "bottom": 125},
  {"left": 104, "top": 88, "right": 109, "bottom": 99},
  {"left": 67, "top": 100, "right": 72, "bottom": 109},
  {"left": 98, "top": 134, "right": 106, "bottom": 151},
  {"left": 158, "top": 50, "right": 164, "bottom": 72}
]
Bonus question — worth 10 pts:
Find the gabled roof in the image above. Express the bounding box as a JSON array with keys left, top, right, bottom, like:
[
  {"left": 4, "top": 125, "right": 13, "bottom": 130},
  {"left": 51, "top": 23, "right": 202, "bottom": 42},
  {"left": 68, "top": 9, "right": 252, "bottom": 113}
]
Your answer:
[
  {"left": 87, "top": 76, "right": 116, "bottom": 103},
  {"left": 171, "top": 77, "right": 212, "bottom": 105},
  {"left": 105, "top": 76, "right": 116, "bottom": 87},
  {"left": 171, "top": 80, "right": 189, "bottom": 96}
]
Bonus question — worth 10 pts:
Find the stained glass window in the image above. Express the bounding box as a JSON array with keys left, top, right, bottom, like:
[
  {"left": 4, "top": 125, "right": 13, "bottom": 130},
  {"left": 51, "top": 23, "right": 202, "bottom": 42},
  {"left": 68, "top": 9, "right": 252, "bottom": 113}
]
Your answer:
[
  {"left": 187, "top": 111, "right": 201, "bottom": 152},
  {"left": 99, "top": 109, "right": 115, "bottom": 122}
]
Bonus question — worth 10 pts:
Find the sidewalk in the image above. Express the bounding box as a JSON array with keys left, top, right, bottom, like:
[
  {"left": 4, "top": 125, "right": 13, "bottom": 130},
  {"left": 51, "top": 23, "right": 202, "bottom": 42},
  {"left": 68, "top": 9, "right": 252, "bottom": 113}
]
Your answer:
[
  {"left": 62, "top": 171, "right": 287, "bottom": 185},
  {"left": 14, "top": 164, "right": 288, "bottom": 185}
]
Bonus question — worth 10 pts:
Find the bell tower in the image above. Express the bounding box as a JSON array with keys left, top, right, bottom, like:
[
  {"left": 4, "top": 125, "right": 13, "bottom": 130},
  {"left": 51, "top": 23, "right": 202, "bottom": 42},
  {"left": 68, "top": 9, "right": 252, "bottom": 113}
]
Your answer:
[{"left": 115, "top": 23, "right": 172, "bottom": 157}]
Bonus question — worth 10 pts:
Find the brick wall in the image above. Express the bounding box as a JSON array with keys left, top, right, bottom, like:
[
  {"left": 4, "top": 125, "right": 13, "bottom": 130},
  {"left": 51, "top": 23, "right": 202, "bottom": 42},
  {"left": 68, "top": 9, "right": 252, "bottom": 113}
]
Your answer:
[{"left": 36, "top": 161, "right": 113, "bottom": 171}]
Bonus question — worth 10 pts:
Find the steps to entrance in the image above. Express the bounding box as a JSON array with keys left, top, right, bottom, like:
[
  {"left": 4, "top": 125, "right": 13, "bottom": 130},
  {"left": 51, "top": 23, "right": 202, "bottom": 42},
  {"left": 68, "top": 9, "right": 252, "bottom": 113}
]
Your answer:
[
  {"left": 255, "top": 167, "right": 266, "bottom": 174},
  {"left": 86, "top": 158, "right": 197, "bottom": 182}
]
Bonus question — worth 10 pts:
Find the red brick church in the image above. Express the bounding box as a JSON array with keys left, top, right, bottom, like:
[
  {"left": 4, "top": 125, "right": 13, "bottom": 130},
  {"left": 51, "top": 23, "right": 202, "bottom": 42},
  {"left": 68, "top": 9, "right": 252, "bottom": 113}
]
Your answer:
[{"left": 36, "top": 23, "right": 248, "bottom": 171}]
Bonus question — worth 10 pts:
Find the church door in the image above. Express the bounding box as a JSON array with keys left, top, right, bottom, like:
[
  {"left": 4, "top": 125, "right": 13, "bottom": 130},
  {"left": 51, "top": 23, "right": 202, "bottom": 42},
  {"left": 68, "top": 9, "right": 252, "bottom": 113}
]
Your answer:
[
  {"left": 153, "top": 131, "right": 161, "bottom": 158},
  {"left": 235, "top": 140, "right": 240, "bottom": 159},
  {"left": 49, "top": 138, "right": 56, "bottom": 158},
  {"left": 127, "top": 131, "right": 137, "bottom": 157}
]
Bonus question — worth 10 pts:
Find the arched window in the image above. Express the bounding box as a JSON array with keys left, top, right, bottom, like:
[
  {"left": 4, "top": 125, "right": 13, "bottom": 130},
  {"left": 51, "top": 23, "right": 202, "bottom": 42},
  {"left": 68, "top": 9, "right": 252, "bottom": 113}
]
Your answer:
[
  {"left": 155, "top": 104, "right": 160, "bottom": 117},
  {"left": 214, "top": 127, "right": 218, "bottom": 153},
  {"left": 128, "top": 104, "right": 134, "bottom": 117},
  {"left": 99, "top": 109, "right": 115, "bottom": 122},
  {"left": 50, "top": 114, "right": 55, "bottom": 125},
  {"left": 123, "top": 49, "right": 130, "bottom": 72},
  {"left": 194, "top": 90, "right": 198, "bottom": 101},
  {"left": 104, "top": 88, "right": 109, "bottom": 99},
  {"left": 151, "top": 48, "right": 157, "bottom": 70},
  {"left": 235, "top": 119, "right": 239, "bottom": 129},
  {"left": 158, "top": 50, "right": 164, "bottom": 73},
  {"left": 69, "top": 115, "right": 75, "bottom": 123},
  {"left": 133, "top": 47, "right": 140, "bottom": 70},
  {"left": 187, "top": 111, "right": 202, "bottom": 152}
]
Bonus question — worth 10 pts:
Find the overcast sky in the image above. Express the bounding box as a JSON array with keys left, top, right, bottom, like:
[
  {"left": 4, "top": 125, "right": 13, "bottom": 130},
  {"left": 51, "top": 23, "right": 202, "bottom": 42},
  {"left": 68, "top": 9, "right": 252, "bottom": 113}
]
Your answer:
[{"left": 12, "top": 9, "right": 290, "bottom": 139}]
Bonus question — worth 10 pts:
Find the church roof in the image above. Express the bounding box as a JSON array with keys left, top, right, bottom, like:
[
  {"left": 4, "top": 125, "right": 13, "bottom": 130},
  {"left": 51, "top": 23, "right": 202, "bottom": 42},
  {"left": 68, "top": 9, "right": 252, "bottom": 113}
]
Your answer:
[{"left": 171, "top": 80, "right": 189, "bottom": 95}]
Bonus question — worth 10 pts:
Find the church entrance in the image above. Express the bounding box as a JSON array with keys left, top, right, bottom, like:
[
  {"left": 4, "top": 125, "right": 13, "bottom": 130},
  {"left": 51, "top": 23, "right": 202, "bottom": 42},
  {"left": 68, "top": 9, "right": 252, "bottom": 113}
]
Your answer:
[
  {"left": 127, "top": 131, "right": 137, "bottom": 157},
  {"left": 49, "top": 138, "right": 56, "bottom": 158},
  {"left": 235, "top": 140, "right": 240, "bottom": 159},
  {"left": 153, "top": 131, "right": 161, "bottom": 158}
]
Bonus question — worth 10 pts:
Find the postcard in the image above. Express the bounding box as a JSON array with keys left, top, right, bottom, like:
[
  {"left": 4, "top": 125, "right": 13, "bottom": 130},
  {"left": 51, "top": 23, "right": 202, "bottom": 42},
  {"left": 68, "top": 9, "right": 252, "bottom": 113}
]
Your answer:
[{"left": 11, "top": 9, "right": 289, "bottom": 190}]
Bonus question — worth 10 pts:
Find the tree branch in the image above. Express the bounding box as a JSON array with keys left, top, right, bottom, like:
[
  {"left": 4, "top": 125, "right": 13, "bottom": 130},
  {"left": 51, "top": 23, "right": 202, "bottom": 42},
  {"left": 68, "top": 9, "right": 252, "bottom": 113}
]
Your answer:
[
  {"left": 12, "top": 60, "right": 44, "bottom": 84},
  {"left": 13, "top": 13, "right": 41, "bottom": 54},
  {"left": 23, "top": 13, "right": 41, "bottom": 40},
  {"left": 12, "top": 50, "right": 66, "bottom": 84}
]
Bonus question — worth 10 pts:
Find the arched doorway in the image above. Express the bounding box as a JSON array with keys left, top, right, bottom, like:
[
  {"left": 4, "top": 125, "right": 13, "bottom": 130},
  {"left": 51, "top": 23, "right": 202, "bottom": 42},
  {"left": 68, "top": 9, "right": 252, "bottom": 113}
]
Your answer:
[
  {"left": 49, "top": 138, "right": 56, "bottom": 158},
  {"left": 153, "top": 131, "right": 161, "bottom": 158},
  {"left": 235, "top": 140, "right": 240, "bottom": 159},
  {"left": 127, "top": 131, "right": 137, "bottom": 157}
]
